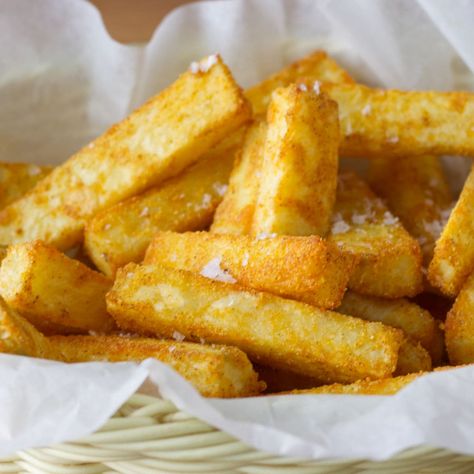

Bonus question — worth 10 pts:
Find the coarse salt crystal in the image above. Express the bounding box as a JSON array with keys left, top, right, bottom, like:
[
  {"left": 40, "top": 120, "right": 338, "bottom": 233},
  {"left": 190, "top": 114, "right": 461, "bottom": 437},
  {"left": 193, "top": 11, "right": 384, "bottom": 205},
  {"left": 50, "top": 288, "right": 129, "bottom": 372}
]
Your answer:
[
  {"left": 189, "top": 61, "right": 200, "bottom": 74},
  {"left": 213, "top": 183, "right": 228, "bottom": 196},
  {"left": 382, "top": 211, "right": 398, "bottom": 225},
  {"left": 28, "top": 165, "right": 41, "bottom": 176},
  {"left": 169, "top": 345, "right": 176, "bottom": 353},
  {"left": 313, "top": 80, "right": 321, "bottom": 94},
  {"left": 200, "top": 257, "right": 237, "bottom": 283},
  {"left": 126, "top": 272, "right": 134, "bottom": 278},
  {"left": 352, "top": 214, "right": 368, "bottom": 225},
  {"left": 199, "top": 337, "right": 206, "bottom": 344},
  {"left": 173, "top": 331, "right": 185, "bottom": 342},
  {"left": 255, "top": 232, "right": 277, "bottom": 240},
  {"left": 140, "top": 207, "right": 150, "bottom": 217},
  {"left": 386, "top": 136, "right": 399, "bottom": 144},
  {"left": 362, "top": 104, "right": 372, "bottom": 116},
  {"left": 345, "top": 120, "right": 353, "bottom": 136},
  {"left": 331, "top": 220, "right": 351, "bottom": 234},
  {"left": 103, "top": 223, "right": 111, "bottom": 230},
  {"left": 88, "top": 143, "right": 95, "bottom": 149},
  {"left": 189, "top": 54, "right": 218, "bottom": 74},
  {"left": 242, "top": 252, "right": 249, "bottom": 266},
  {"left": 297, "top": 83, "right": 308, "bottom": 92}
]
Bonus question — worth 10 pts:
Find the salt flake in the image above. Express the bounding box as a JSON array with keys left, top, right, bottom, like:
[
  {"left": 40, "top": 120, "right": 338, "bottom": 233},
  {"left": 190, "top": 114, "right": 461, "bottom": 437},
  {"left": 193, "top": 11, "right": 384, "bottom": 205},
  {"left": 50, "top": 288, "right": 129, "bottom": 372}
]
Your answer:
[
  {"left": 386, "top": 136, "right": 399, "bottom": 144},
  {"left": 242, "top": 253, "right": 249, "bottom": 267},
  {"left": 382, "top": 211, "right": 399, "bottom": 225},
  {"left": 313, "top": 80, "right": 321, "bottom": 94},
  {"left": 28, "top": 165, "right": 41, "bottom": 176},
  {"left": 255, "top": 232, "right": 277, "bottom": 240},
  {"left": 189, "top": 54, "right": 218, "bottom": 74},
  {"left": 213, "top": 183, "right": 228, "bottom": 196},
  {"left": 172, "top": 331, "right": 185, "bottom": 342},
  {"left": 297, "top": 83, "right": 308, "bottom": 92},
  {"left": 200, "top": 257, "right": 237, "bottom": 283},
  {"left": 140, "top": 207, "right": 149, "bottom": 217},
  {"left": 332, "top": 220, "right": 351, "bottom": 234},
  {"left": 362, "top": 104, "right": 372, "bottom": 116}
]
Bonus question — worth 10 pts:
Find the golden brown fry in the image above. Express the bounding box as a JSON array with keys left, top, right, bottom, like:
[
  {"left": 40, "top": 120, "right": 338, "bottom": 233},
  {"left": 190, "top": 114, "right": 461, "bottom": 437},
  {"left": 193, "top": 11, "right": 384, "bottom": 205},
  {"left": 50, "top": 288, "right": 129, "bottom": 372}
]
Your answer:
[
  {"left": 338, "top": 291, "right": 440, "bottom": 361},
  {"left": 144, "top": 231, "right": 357, "bottom": 309},
  {"left": 429, "top": 165, "right": 474, "bottom": 297},
  {"left": 0, "top": 56, "right": 251, "bottom": 250},
  {"left": 329, "top": 172, "right": 423, "bottom": 298},
  {"left": 368, "top": 155, "right": 453, "bottom": 266},
  {"left": 395, "top": 339, "right": 432, "bottom": 375},
  {"left": 0, "top": 162, "right": 52, "bottom": 210},
  {"left": 445, "top": 271, "right": 474, "bottom": 365},
  {"left": 280, "top": 372, "right": 424, "bottom": 396},
  {"left": 0, "top": 296, "right": 57, "bottom": 359},
  {"left": 322, "top": 83, "right": 474, "bottom": 158},
  {"left": 210, "top": 122, "right": 266, "bottom": 235},
  {"left": 252, "top": 87, "right": 339, "bottom": 236},
  {"left": 107, "top": 263, "right": 404, "bottom": 384},
  {"left": 246, "top": 50, "right": 353, "bottom": 116},
  {"left": 0, "top": 241, "right": 115, "bottom": 335},
  {"left": 84, "top": 137, "right": 239, "bottom": 277},
  {"left": 49, "top": 335, "right": 264, "bottom": 398}
]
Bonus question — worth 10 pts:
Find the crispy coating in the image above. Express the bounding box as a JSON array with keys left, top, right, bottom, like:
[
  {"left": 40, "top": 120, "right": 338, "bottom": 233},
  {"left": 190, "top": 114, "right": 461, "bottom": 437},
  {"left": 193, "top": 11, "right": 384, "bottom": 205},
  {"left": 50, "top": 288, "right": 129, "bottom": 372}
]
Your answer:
[
  {"left": 0, "top": 296, "right": 57, "bottom": 359},
  {"left": 107, "top": 263, "right": 404, "bottom": 384},
  {"left": 252, "top": 87, "right": 339, "bottom": 236},
  {"left": 322, "top": 83, "right": 474, "bottom": 158},
  {"left": 338, "top": 291, "right": 440, "bottom": 362},
  {"left": 49, "top": 335, "right": 264, "bottom": 398},
  {"left": 0, "top": 162, "right": 52, "bottom": 210},
  {"left": 145, "top": 231, "right": 357, "bottom": 309},
  {"left": 395, "top": 338, "right": 432, "bottom": 375},
  {"left": 429, "top": 165, "right": 474, "bottom": 297},
  {"left": 246, "top": 50, "right": 353, "bottom": 117},
  {"left": 0, "top": 241, "right": 115, "bottom": 335},
  {"left": 368, "top": 155, "right": 453, "bottom": 266},
  {"left": 281, "top": 372, "right": 424, "bottom": 396},
  {"left": 445, "top": 271, "right": 474, "bottom": 365},
  {"left": 0, "top": 56, "right": 251, "bottom": 250},
  {"left": 84, "top": 136, "right": 240, "bottom": 276},
  {"left": 211, "top": 122, "right": 266, "bottom": 235},
  {"left": 329, "top": 172, "right": 423, "bottom": 298}
]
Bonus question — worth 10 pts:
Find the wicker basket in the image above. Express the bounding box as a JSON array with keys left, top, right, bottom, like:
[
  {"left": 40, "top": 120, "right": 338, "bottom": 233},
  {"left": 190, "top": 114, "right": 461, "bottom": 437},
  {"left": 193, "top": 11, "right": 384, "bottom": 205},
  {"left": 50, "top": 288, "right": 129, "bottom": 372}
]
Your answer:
[{"left": 0, "top": 393, "right": 473, "bottom": 474}]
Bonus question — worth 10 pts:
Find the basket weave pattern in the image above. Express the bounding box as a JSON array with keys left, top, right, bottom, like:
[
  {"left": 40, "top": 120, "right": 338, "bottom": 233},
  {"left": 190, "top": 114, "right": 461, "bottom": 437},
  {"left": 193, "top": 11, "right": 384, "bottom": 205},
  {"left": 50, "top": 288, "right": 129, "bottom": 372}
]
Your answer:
[{"left": 1, "top": 393, "right": 474, "bottom": 474}]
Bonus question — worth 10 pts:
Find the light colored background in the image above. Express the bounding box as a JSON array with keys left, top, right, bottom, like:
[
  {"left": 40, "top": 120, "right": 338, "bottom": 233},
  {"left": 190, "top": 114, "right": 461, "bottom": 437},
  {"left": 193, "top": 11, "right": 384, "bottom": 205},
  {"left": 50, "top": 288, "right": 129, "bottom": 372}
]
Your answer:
[{"left": 90, "top": 0, "right": 197, "bottom": 42}]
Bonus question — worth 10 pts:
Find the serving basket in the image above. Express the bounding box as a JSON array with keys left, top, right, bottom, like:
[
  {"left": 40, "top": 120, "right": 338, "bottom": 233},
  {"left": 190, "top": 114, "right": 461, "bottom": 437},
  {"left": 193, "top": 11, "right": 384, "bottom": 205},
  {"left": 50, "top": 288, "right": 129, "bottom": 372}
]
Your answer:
[{"left": 1, "top": 393, "right": 473, "bottom": 474}]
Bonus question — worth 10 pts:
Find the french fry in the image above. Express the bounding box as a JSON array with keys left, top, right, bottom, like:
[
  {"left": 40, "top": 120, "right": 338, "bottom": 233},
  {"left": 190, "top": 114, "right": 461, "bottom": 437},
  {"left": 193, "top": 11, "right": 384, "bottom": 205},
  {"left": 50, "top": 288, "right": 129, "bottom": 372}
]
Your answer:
[
  {"left": 0, "top": 296, "right": 57, "bottom": 359},
  {"left": 0, "top": 162, "right": 52, "bottom": 210},
  {"left": 280, "top": 372, "right": 424, "bottom": 396},
  {"left": 329, "top": 172, "right": 423, "bottom": 298},
  {"left": 0, "top": 241, "right": 115, "bottom": 335},
  {"left": 246, "top": 50, "right": 353, "bottom": 117},
  {"left": 84, "top": 136, "right": 239, "bottom": 277},
  {"left": 144, "top": 231, "right": 357, "bottom": 308},
  {"left": 49, "top": 335, "right": 264, "bottom": 398},
  {"left": 445, "top": 271, "right": 474, "bottom": 365},
  {"left": 210, "top": 122, "right": 266, "bottom": 235},
  {"left": 395, "top": 339, "right": 432, "bottom": 375},
  {"left": 322, "top": 83, "right": 474, "bottom": 158},
  {"left": 107, "top": 263, "right": 405, "bottom": 384},
  {"left": 368, "top": 155, "right": 453, "bottom": 265},
  {"left": 429, "top": 165, "right": 474, "bottom": 297},
  {"left": 338, "top": 291, "right": 440, "bottom": 362},
  {"left": 0, "top": 55, "right": 251, "bottom": 250},
  {"left": 252, "top": 86, "right": 339, "bottom": 236}
]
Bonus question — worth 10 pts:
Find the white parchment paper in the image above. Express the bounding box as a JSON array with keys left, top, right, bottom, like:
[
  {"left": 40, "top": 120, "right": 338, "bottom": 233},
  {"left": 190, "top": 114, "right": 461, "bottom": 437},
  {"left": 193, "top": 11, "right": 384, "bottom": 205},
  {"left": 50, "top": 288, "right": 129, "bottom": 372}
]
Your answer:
[{"left": 1, "top": 0, "right": 474, "bottom": 460}]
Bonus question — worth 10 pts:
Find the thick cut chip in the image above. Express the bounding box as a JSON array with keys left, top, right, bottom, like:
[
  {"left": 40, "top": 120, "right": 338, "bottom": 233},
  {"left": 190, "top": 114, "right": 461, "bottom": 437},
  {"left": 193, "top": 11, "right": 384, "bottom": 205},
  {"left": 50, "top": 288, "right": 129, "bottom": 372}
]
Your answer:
[
  {"left": 107, "top": 263, "right": 404, "bottom": 384},
  {"left": 145, "top": 231, "right": 356, "bottom": 309},
  {"left": 281, "top": 372, "right": 424, "bottom": 396},
  {"left": 368, "top": 155, "right": 453, "bottom": 266},
  {"left": 329, "top": 172, "right": 423, "bottom": 298},
  {"left": 0, "top": 55, "right": 251, "bottom": 250},
  {"left": 0, "top": 296, "right": 57, "bottom": 359},
  {"left": 49, "top": 335, "right": 264, "bottom": 398},
  {"left": 246, "top": 50, "right": 353, "bottom": 117},
  {"left": 445, "top": 271, "right": 474, "bottom": 365},
  {"left": 429, "top": 166, "right": 474, "bottom": 297},
  {"left": 84, "top": 137, "right": 239, "bottom": 276},
  {"left": 395, "top": 338, "right": 432, "bottom": 375},
  {"left": 0, "top": 241, "right": 115, "bottom": 335},
  {"left": 338, "top": 291, "right": 440, "bottom": 362},
  {"left": 211, "top": 122, "right": 266, "bottom": 235},
  {"left": 252, "top": 86, "right": 339, "bottom": 236},
  {"left": 0, "top": 162, "right": 52, "bottom": 210},
  {"left": 322, "top": 83, "right": 474, "bottom": 158}
]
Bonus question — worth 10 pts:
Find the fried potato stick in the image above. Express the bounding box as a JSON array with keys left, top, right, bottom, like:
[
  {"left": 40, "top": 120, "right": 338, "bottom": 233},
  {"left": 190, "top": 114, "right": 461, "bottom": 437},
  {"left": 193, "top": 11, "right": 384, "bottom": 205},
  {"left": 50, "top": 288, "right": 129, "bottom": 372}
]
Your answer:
[
  {"left": 84, "top": 137, "right": 239, "bottom": 276},
  {"left": 429, "top": 165, "right": 474, "bottom": 297},
  {"left": 49, "top": 335, "right": 264, "bottom": 398},
  {"left": 0, "top": 162, "right": 52, "bottom": 210},
  {"left": 145, "top": 231, "right": 357, "bottom": 308},
  {"left": 0, "top": 241, "right": 115, "bottom": 335},
  {"left": 395, "top": 339, "right": 432, "bottom": 375},
  {"left": 0, "top": 55, "right": 250, "bottom": 249},
  {"left": 252, "top": 86, "right": 339, "bottom": 236},
  {"left": 107, "top": 263, "right": 404, "bottom": 384},
  {"left": 329, "top": 172, "right": 423, "bottom": 298},
  {"left": 368, "top": 155, "right": 453, "bottom": 265}
]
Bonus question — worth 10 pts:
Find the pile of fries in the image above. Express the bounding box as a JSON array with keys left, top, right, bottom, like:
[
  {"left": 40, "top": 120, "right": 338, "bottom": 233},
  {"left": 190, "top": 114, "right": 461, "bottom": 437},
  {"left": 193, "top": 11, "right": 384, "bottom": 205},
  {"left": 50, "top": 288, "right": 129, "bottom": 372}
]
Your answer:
[{"left": 1, "top": 50, "right": 474, "bottom": 398}]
